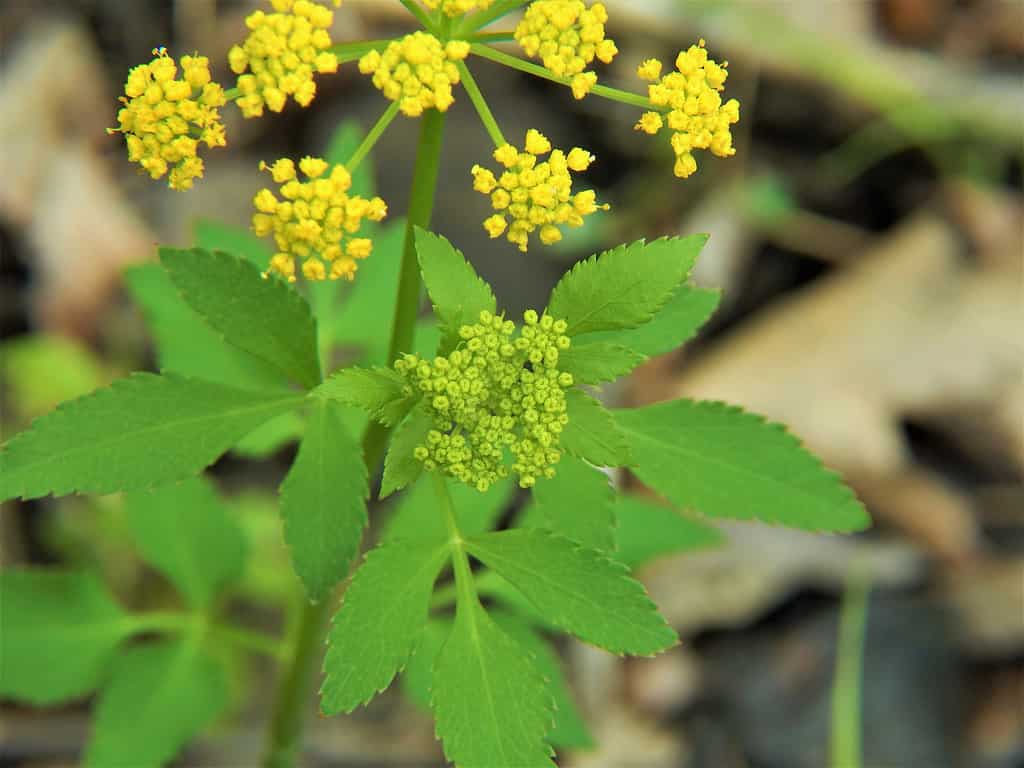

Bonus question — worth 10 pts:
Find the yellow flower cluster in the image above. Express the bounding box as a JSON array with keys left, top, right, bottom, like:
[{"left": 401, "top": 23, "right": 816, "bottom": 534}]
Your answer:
[
  {"left": 228, "top": 0, "right": 340, "bottom": 118},
  {"left": 421, "top": 0, "right": 493, "bottom": 16},
  {"left": 395, "top": 309, "right": 573, "bottom": 491},
  {"left": 514, "top": 0, "right": 617, "bottom": 99},
  {"left": 471, "top": 129, "right": 607, "bottom": 252},
  {"left": 634, "top": 40, "right": 740, "bottom": 178},
  {"left": 358, "top": 32, "right": 470, "bottom": 117},
  {"left": 251, "top": 156, "right": 387, "bottom": 282},
  {"left": 109, "top": 53, "right": 226, "bottom": 191}
]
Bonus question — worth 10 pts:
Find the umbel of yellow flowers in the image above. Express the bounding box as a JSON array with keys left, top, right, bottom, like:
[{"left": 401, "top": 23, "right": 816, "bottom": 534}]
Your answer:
[
  {"left": 471, "top": 129, "right": 607, "bottom": 252},
  {"left": 635, "top": 40, "right": 741, "bottom": 178},
  {"left": 252, "top": 156, "right": 387, "bottom": 282},
  {"left": 229, "top": 0, "right": 342, "bottom": 118},
  {"left": 359, "top": 33, "right": 471, "bottom": 117},
  {"left": 108, "top": 53, "right": 227, "bottom": 191}
]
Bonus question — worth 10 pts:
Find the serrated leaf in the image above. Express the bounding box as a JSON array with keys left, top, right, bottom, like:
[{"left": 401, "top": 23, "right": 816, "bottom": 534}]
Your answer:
[
  {"left": 84, "top": 639, "right": 228, "bottom": 768},
  {"left": 125, "top": 477, "right": 246, "bottom": 608},
  {"left": 580, "top": 285, "right": 721, "bottom": 358},
  {"left": 466, "top": 529, "right": 677, "bottom": 655},
  {"left": 125, "top": 264, "right": 287, "bottom": 390},
  {"left": 321, "top": 540, "right": 448, "bottom": 713},
  {"left": 232, "top": 411, "right": 304, "bottom": 458},
  {"left": 316, "top": 366, "right": 416, "bottom": 426},
  {"left": 531, "top": 456, "right": 615, "bottom": 551},
  {"left": 614, "top": 495, "right": 724, "bottom": 568},
  {"left": 491, "top": 611, "right": 595, "bottom": 750},
  {"left": 281, "top": 399, "right": 368, "bottom": 601},
  {"left": 558, "top": 342, "right": 647, "bottom": 385},
  {"left": 380, "top": 403, "right": 433, "bottom": 499},
  {"left": 614, "top": 400, "right": 871, "bottom": 531},
  {"left": 0, "top": 569, "right": 128, "bottom": 704},
  {"left": 0, "top": 373, "right": 304, "bottom": 501},
  {"left": 193, "top": 219, "right": 273, "bottom": 271},
  {"left": 160, "top": 248, "right": 321, "bottom": 389},
  {"left": 383, "top": 474, "right": 513, "bottom": 545},
  {"left": 561, "top": 389, "right": 630, "bottom": 467},
  {"left": 432, "top": 598, "right": 556, "bottom": 768},
  {"left": 415, "top": 227, "right": 496, "bottom": 353},
  {"left": 401, "top": 618, "right": 451, "bottom": 710},
  {"left": 547, "top": 236, "right": 706, "bottom": 336}
]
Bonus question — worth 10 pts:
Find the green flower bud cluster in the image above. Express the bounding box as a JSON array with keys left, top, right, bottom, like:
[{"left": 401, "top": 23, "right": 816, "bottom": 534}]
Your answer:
[{"left": 395, "top": 309, "right": 574, "bottom": 491}]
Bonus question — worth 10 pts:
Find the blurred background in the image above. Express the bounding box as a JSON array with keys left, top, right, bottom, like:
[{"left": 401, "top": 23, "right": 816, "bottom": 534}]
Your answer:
[{"left": 1, "top": 0, "right": 1022, "bottom": 766}]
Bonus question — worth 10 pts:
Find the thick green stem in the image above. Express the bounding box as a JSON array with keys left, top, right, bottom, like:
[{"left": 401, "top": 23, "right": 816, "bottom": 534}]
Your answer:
[
  {"left": 432, "top": 473, "right": 478, "bottom": 610},
  {"left": 830, "top": 569, "right": 870, "bottom": 768},
  {"left": 262, "top": 108, "right": 448, "bottom": 768}
]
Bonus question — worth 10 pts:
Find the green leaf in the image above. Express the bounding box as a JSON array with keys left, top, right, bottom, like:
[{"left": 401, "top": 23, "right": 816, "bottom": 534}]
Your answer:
[
  {"left": 383, "top": 474, "right": 513, "bottom": 545},
  {"left": 401, "top": 618, "right": 451, "bottom": 710},
  {"left": 465, "top": 529, "right": 678, "bottom": 655},
  {"left": 0, "top": 373, "right": 304, "bottom": 501},
  {"left": 546, "top": 236, "right": 706, "bottom": 336},
  {"left": 614, "top": 400, "right": 871, "bottom": 531},
  {"left": 579, "top": 285, "right": 721, "bottom": 358},
  {"left": 415, "top": 227, "right": 496, "bottom": 352},
  {"left": 321, "top": 540, "right": 448, "bottom": 713},
  {"left": 85, "top": 639, "right": 228, "bottom": 768},
  {"left": 125, "top": 264, "right": 287, "bottom": 390},
  {"left": 193, "top": 218, "right": 273, "bottom": 271},
  {"left": 561, "top": 389, "right": 630, "bottom": 468},
  {"left": 323, "top": 119, "right": 376, "bottom": 198},
  {"left": 614, "top": 495, "right": 724, "bottom": 568},
  {"left": 0, "top": 569, "right": 127, "bottom": 704},
  {"left": 232, "top": 411, "right": 304, "bottom": 458},
  {"left": 558, "top": 342, "right": 647, "bottom": 385},
  {"left": 531, "top": 456, "right": 615, "bottom": 551},
  {"left": 1, "top": 335, "right": 107, "bottom": 421},
  {"left": 281, "top": 399, "right": 368, "bottom": 601},
  {"left": 160, "top": 247, "right": 322, "bottom": 389},
  {"left": 432, "top": 599, "right": 556, "bottom": 768},
  {"left": 491, "top": 611, "right": 595, "bottom": 750},
  {"left": 380, "top": 403, "right": 433, "bottom": 498},
  {"left": 414, "top": 316, "right": 441, "bottom": 358},
  {"left": 125, "top": 477, "right": 246, "bottom": 608},
  {"left": 316, "top": 366, "right": 416, "bottom": 426}
]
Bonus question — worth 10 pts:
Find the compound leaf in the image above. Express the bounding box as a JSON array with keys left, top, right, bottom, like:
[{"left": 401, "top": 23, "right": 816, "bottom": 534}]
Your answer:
[
  {"left": 614, "top": 400, "right": 870, "bottom": 531},
  {"left": 321, "top": 540, "right": 448, "bottom": 713},
  {"left": 432, "top": 599, "right": 556, "bottom": 768},
  {"left": 465, "top": 529, "right": 677, "bottom": 655},
  {"left": 531, "top": 456, "right": 615, "bottom": 551},
  {"left": 380, "top": 403, "right": 433, "bottom": 499},
  {"left": 316, "top": 366, "right": 416, "bottom": 427},
  {"left": 614, "top": 495, "right": 724, "bottom": 568},
  {"left": 125, "top": 477, "right": 246, "bottom": 608},
  {"left": 281, "top": 399, "right": 368, "bottom": 602},
  {"left": 558, "top": 342, "right": 647, "bottom": 385},
  {"left": 85, "top": 639, "right": 228, "bottom": 768},
  {"left": 160, "top": 247, "right": 321, "bottom": 389},
  {"left": 561, "top": 390, "right": 630, "bottom": 468},
  {"left": 401, "top": 618, "right": 451, "bottom": 710},
  {"left": 547, "top": 236, "right": 706, "bottom": 336},
  {"left": 0, "top": 373, "right": 304, "bottom": 501},
  {"left": 0, "top": 569, "right": 128, "bottom": 704}
]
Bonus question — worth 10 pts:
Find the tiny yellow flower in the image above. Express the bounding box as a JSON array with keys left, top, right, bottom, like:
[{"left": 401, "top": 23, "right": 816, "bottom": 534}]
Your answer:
[
  {"left": 228, "top": 0, "right": 340, "bottom": 119},
  {"left": 421, "top": 0, "right": 494, "bottom": 16},
  {"left": 108, "top": 51, "right": 226, "bottom": 191},
  {"left": 636, "top": 39, "right": 740, "bottom": 179},
  {"left": 359, "top": 32, "right": 469, "bottom": 117},
  {"left": 515, "top": 1, "right": 617, "bottom": 99},
  {"left": 252, "top": 156, "right": 387, "bottom": 282},
  {"left": 471, "top": 129, "right": 608, "bottom": 252}
]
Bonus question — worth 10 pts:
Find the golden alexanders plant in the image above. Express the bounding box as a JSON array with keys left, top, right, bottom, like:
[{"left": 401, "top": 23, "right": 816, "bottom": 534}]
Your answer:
[{"left": 0, "top": 2, "right": 866, "bottom": 767}]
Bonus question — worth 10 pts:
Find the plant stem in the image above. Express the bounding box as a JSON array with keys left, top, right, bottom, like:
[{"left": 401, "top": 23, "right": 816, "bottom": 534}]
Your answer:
[
  {"left": 471, "top": 43, "right": 657, "bottom": 111},
  {"left": 469, "top": 31, "right": 515, "bottom": 44},
  {"left": 830, "top": 569, "right": 870, "bottom": 768},
  {"left": 458, "top": 0, "right": 528, "bottom": 36},
  {"left": 328, "top": 39, "right": 391, "bottom": 64},
  {"left": 456, "top": 61, "right": 506, "bottom": 147},
  {"left": 262, "top": 108, "right": 448, "bottom": 768},
  {"left": 347, "top": 101, "right": 402, "bottom": 172},
  {"left": 399, "top": 0, "right": 437, "bottom": 34},
  {"left": 432, "top": 473, "right": 478, "bottom": 610}
]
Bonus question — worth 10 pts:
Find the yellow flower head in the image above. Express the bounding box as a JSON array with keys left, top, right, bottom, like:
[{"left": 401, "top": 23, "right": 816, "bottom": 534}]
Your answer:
[
  {"left": 472, "top": 129, "right": 608, "bottom": 252},
  {"left": 252, "top": 156, "right": 387, "bottom": 282},
  {"left": 515, "top": 0, "right": 617, "bottom": 99},
  {"left": 635, "top": 39, "right": 740, "bottom": 179},
  {"left": 228, "top": 0, "right": 341, "bottom": 119},
  {"left": 358, "top": 32, "right": 469, "bottom": 117},
  {"left": 395, "top": 308, "right": 573, "bottom": 491},
  {"left": 108, "top": 51, "right": 227, "bottom": 191},
  {"left": 421, "top": 0, "right": 494, "bottom": 16}
]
